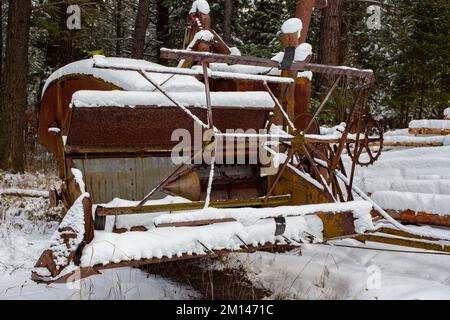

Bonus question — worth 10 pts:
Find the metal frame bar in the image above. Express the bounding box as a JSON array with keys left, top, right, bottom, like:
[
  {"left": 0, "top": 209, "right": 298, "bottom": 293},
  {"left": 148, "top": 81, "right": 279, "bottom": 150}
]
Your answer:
[
  {"left": 160, "top": 48, "right": 375, "bottom": 80},
  {"left": 96, "top": 195, "right": 293, "bottom": 217},
  {"left": 94, "top": 62, "right": 294, "bottom": 84}
]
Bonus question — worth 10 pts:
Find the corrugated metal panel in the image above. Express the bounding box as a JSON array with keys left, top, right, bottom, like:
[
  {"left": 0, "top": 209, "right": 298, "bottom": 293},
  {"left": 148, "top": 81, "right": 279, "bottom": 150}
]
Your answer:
[{"left": 74, "top": 157, "right": 177, "bottom": 204}]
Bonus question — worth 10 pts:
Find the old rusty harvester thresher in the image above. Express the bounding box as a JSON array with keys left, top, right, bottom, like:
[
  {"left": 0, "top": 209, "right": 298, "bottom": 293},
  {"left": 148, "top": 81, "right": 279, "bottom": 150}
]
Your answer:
[{"left": 33, "top": 0, "right": 448, "bottom": 283}]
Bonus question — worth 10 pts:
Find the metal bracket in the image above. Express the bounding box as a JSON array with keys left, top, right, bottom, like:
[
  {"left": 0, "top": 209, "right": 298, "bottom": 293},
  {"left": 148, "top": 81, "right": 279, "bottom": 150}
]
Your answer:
[{"left": 274, "top": 217, "right": 287, "bottom": 236}]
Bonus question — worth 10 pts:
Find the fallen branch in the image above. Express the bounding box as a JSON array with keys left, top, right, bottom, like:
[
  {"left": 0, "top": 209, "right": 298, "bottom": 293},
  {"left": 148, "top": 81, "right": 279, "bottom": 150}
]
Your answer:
[{"left": 0, "top": 188, "right": 48, "bottom": 198}]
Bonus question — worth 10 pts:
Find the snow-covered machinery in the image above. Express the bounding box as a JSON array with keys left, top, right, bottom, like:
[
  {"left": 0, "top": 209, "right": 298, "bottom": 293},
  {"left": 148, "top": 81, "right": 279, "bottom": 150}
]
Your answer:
[{"left": 32, "top": 1, "right": 449, "bottom": 283}]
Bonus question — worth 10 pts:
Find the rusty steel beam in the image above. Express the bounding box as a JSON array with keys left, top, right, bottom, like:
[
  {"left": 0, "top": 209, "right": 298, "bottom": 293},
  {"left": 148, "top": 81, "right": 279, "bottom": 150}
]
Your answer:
[
  {"left": 96, "top": 195, "right": 293, "bottom": 217},
  {"left": 374, "top": 227, "right": 446, "bottom": 242},
  {"left": 355, "top": 234, "right": 450, "bottom": 253},
  {"left": 34, "top": 243, "right": 297, "bottom": 283},
  {"left": 94, "top": 62, "right": 293, "bottom": 84},
  {"left": 157, "top": 218, "right": 237, "bottom": 228},
  {"left": 153, "top": 210, "right": 358, "bottom": 238},
  {"left": 160, "top": 48, "right": 375, "bottom": 80},
  {"left": 382, "top": 209, "right": 450, "bottom": 228}
]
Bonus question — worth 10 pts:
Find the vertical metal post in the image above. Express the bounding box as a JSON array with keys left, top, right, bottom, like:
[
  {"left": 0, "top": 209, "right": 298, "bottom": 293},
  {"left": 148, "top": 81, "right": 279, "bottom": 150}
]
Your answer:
[{"left": 202, "top": 62, "right": 214, "bottom": 129}]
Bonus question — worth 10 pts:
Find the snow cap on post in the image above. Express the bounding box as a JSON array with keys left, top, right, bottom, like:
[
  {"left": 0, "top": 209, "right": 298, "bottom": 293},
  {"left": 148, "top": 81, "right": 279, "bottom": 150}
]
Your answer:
[
  {"left": 444, "top": 108, "right": 450, "bottom": 119},
  {"left": 189, "top": 0, "right": 211, "bottom": 14},
  {"left": 193, "top": 30, "right": 214, "bottom": 43},
  {"left": 281, "top": 18, "right": 303, "bottom": 38}
]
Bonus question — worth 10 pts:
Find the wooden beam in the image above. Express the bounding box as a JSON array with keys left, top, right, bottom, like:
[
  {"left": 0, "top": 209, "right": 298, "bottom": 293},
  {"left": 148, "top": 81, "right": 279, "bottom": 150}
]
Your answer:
[{"left": 160, "top": 48, "right": 375, "bottom": 79}]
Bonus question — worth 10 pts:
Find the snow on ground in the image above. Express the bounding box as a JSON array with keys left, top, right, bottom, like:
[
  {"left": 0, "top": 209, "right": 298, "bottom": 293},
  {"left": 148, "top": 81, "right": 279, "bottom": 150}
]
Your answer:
[
  {"left": 348, "top": 145, "right": 450, "bottom": 215},
  {"left": 350, "top": 146, "right": 450, "bottom": 188},
  {"left": 2, "top": 141, "right": 450, "bottom": 300},
  {"left": 0, "top": 171, "right": 197, "bottom": 300},
  {"left": 230, "top": 239, "right": 450, "bottom": 299}
]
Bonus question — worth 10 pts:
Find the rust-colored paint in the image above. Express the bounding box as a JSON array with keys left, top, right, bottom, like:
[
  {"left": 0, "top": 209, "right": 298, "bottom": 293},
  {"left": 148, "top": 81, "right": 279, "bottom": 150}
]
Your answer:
[
  {"left": 83, "top": 197, "right": 95, "bottom": 243},
  {"left": 376, "top": 208, "right": 450, "bottom": 228},
  {"left": 317, "top": 211, "right": 356, "bottom": 239},
  {"left": 38, "top": 76, "right": 120, "bottom": 155},
  {"left": 355, "top": 234, "right": 450, "bottom": 253},
  {"left": 66, "top": 106, "right": 270, "bottom": 152},
  {"left": 295, "top": 77, "right": 311, "bottom": 114},
  {"left": 209, "top": 78, "right": 267, "bottom": 92},
  {"left": 294, "top": 0, "right": 316, "bottom": 116},
  {"left": 295, "top": 0, "right": 315, "bottom": 44}
]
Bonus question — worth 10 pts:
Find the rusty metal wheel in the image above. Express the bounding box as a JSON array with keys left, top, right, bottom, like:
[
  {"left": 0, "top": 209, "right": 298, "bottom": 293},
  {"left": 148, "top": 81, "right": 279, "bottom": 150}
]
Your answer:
[{"left": 346, "top": 114, "right": 383, "bottom": 167}]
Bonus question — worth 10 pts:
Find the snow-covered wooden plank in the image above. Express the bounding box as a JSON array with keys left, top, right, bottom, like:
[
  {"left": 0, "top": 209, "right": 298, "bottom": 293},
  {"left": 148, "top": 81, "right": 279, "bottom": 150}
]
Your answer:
[
  {"left": 160, "top": 48, "right": 374, "bottom": 79},
  {"left": 0, "top": 188, "right": 48, "bottom": 198}
]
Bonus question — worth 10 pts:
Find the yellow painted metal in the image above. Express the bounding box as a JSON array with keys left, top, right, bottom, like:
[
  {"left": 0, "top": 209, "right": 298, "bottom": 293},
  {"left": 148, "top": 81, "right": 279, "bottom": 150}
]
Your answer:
[
  {"left": 96, "top": 194, "right": 292, "bottom": 217},
  {"left": 272, "top": 166, "right": 332, "bottom": 206},
  {"left": 355, "top": 234, "right": 450, "bottom": 253}
]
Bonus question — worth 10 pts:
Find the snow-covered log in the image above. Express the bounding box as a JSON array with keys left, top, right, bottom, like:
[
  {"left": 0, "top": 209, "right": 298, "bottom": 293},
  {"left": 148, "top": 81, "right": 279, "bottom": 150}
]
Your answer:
[
  {"left": 0, "top": 188, "right": 49, "bottom": 198},
  {"left": 409, "top": 120, "right": 450, "bottom": 136}
]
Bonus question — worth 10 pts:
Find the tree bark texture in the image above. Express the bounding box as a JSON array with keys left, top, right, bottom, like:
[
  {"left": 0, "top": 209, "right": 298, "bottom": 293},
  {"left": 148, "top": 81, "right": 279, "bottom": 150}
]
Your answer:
[
  {"left": 0, "top": 0, "right": 32, "bottom": 172},
  {"left": 131, "top": 0, "right": 151, "bottom": 59}
]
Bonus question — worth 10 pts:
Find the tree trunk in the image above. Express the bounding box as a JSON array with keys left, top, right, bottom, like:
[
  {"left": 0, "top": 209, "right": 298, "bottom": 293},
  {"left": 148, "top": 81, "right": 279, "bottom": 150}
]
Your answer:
[
  {"left": 156, "top": 0, "right": 169, "bottom": 63},
  {"left": 0, "top": 0, "right": 3, "bottom": 91},
  {"left": 115, "top": 0, "right": 123, "bottom": 56},
  {"left": 131, "top": 0, "right": 151, "bottom": 59},
  {"left": 223, "top": 0, "right": 232, "bottom": 44},
  {"left": 0, "top": 0, "right": 31, "bottom": 172},
  {"left": 317, "top": 0, "right": 344, "bottom": 88}
]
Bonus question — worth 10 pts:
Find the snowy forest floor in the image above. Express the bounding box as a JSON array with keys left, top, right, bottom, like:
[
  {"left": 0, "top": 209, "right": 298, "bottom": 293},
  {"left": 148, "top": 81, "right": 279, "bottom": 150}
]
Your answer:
[{"left": 1, "top": 147, "right": 450, "bottom": 300}]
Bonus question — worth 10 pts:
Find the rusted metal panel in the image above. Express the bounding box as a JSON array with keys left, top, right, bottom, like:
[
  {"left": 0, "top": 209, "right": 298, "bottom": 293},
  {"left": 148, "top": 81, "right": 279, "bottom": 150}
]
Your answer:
[
  {"left": 317, "top": 211, "right": 356, "bottom": 239},
  {"left": 38, "top": 76, "right": 120, "bottom": 155},
  {"left": 74, "top": 157, "right": 178, "bottom": 204},
  {"left": 66, "top": 106, "right": 269, "bottom": 152}
]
